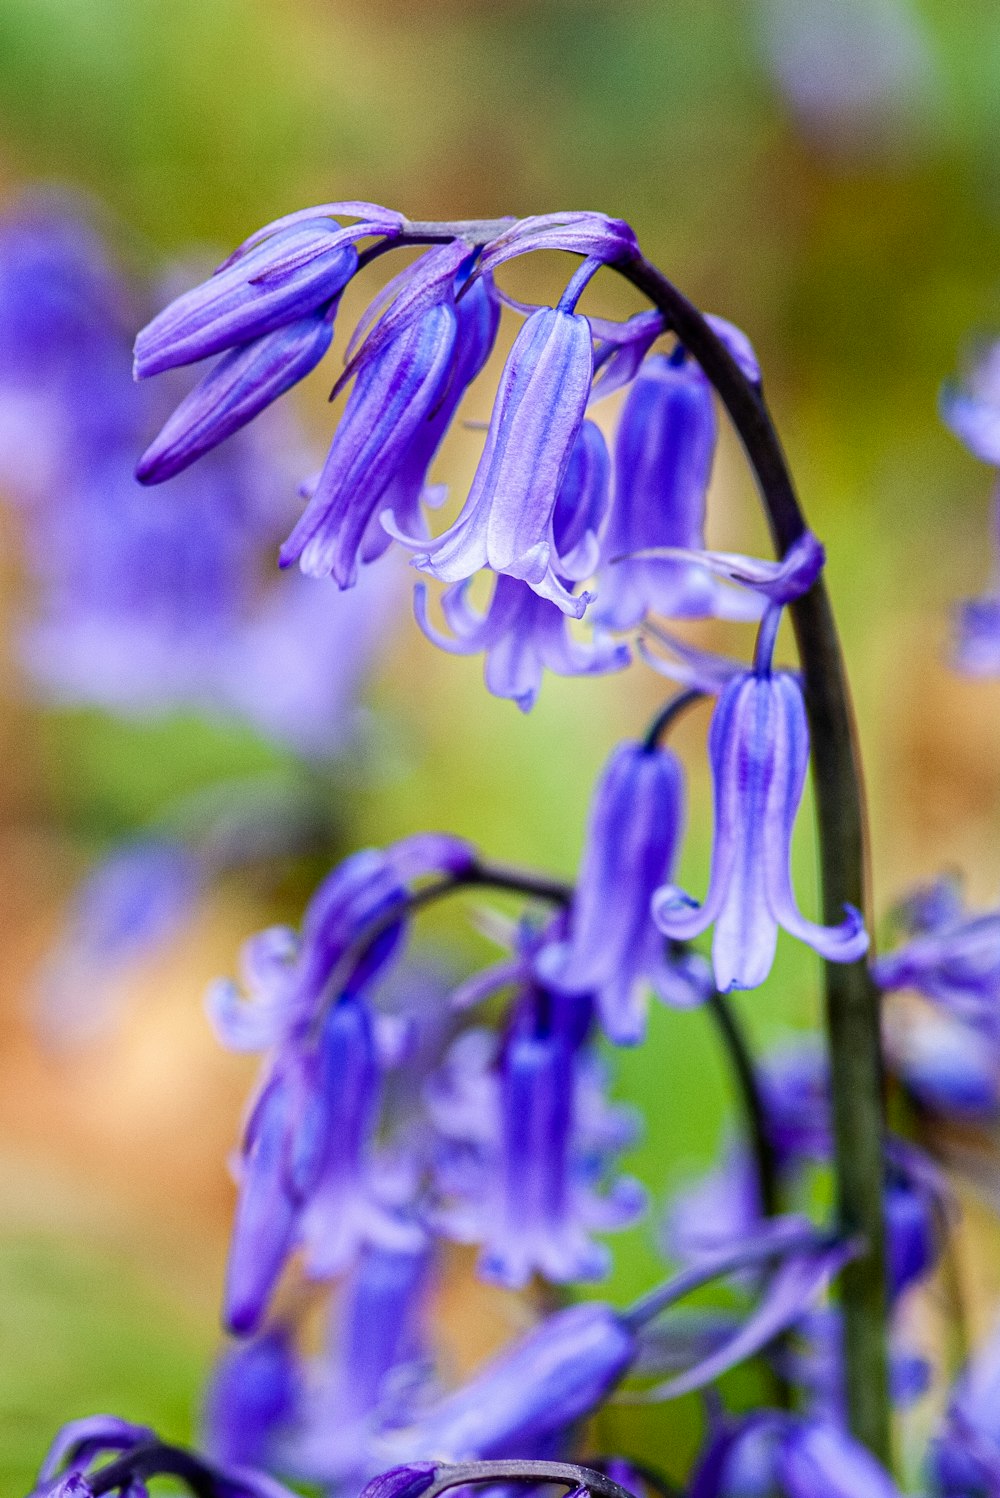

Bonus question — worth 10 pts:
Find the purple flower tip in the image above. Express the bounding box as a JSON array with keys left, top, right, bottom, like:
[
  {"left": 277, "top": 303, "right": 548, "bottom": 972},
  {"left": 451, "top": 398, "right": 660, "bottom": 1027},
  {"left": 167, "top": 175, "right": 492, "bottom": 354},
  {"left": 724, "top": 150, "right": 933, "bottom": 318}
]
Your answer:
[{"left": 359, "top": 1463, "right": 439, "bottom": 1498}]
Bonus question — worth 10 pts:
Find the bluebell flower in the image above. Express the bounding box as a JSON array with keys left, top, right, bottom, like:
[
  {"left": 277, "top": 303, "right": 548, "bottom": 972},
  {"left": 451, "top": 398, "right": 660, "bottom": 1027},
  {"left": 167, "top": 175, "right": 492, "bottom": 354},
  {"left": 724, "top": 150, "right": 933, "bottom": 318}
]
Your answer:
[
  {"left": 35, "top": 837, "right": 203, "bottom": 1044},
  {"left": 474, "top": 211, "right": 639, "bottom": 274},
  {"left": 872, "top": 875, "right": 1000, "bottom": 1029},
  {"left": 202, "top": 1327, "right": 299, "bottom": 1471},
  {"left": 653, "top": 611, "right": 869, "bottom": 992},
  {"left": 375, "top": 1219, "right": 848, "bottom": 1464},
  {"left": 412, "top": 418, "right": 628, "bottom": 707},
  {"left": 931, "top": 1315, "right": 1000, "bottom": 1497},
  {"left": 690, "top": 1412, "right": 903, "bottom": 1498},
  {"left": 0, "top": 201, "right": 397, "bottom": 753},
  {"left": 948, "top": 485, "right": 1000, "bottom": 677},
  {"left": 592, "top": 352, "right": 749, "bottom": 631},
  {"left": 213, "top": 837, "right": 472, "bottom": 1331},
  {"left": 279, "top": 303, "right": 458, "bottom": 586},
  {"left": 941, "top": 339, "right": 1000, "bottom": 467},
  {"left": 887, "top": 1009, "right": 1000, "bottom": 1120},
  {"left": 415, "top": 572, "right": 630, "bottom": 711},
  {"left": 132, "top": 213, "right": 375, "bottom": 378},
  {"left": 30, "top": 1417, "right": 156, "bottom": 1496},
  {"left": 137, "top": 311, "right": 336, "bottom": 482},
  {"left": 426, "top": 988, "right": 645, "bottom": 1288},
  {"left": 286, "top": 1243, "right": 435, "bottom": 1490},
  {"left": 405, "top": 305, "right": 594, "bottom": 605},
  {"left": 356, "top": 271, "right": 500, "bottom": 570},
  {"left": 374, "top": 1300, "right": 636, "bottom": 1463},
  {"left": 536, "top": 739, "right": 710, "bottom": 1044},
  {"left": 29, "top": 1415, "right": 300, "bottom": 1497}
]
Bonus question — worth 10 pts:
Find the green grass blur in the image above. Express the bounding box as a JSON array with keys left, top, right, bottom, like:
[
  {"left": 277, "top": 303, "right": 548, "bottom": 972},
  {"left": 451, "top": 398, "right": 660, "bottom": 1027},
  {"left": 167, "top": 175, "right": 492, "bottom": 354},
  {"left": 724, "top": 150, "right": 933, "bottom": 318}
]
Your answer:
[{"left": 2, "top": 0, "right": 1000, "bottom": 1487}]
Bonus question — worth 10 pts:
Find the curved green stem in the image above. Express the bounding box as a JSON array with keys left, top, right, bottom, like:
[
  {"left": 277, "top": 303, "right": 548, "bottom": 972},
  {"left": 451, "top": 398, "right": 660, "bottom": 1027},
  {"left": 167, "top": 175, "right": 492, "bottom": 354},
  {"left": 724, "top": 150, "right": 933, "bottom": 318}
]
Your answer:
[{"left": 613, "top": 252, "right": 890, "bottom": 1461}]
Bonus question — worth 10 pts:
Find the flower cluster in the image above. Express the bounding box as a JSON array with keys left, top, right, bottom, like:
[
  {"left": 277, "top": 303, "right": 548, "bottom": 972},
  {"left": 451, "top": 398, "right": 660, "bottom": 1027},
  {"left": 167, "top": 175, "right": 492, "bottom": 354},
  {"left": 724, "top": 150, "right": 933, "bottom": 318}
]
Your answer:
[
  {"left": 133, "top": 204, "right": 824, "bottom": 712},
  {"left": 26, "top": 194, "right": 1000, "bottom": 1498}
]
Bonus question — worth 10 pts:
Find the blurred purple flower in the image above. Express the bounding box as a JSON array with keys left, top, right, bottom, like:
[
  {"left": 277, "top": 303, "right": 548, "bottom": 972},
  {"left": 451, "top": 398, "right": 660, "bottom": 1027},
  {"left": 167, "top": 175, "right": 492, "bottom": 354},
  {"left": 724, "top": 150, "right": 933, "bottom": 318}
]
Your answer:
[
  {"left": 36, "top": 837, "right": 203, "bottom": 1045},
  {"left": 287, "top": 1243, "right": 435, "bottom": 1490},
  {"left": 214, "top": 838, "right": 472, "bottom": 1331},
  {"left": 593, "top": 353, "right": 754, "bottom": 631},
  {"left": 425, "top": 991, "right": 645, "bottom": 1288},
  {"left": 203, "top": 1328, "right": 300, "bottom": 1472},
  {"left": 873, "top": 876, "right": 1000, "bottom": 1031},
  {"left": 536, "top": 739, "right": 709, "bottom": 1044}
]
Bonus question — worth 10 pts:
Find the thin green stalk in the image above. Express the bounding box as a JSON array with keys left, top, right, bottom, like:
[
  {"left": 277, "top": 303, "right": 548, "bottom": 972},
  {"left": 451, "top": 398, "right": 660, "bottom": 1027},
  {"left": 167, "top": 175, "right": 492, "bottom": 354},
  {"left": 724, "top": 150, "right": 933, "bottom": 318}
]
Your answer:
[{"left": 613, "top": 253, "right": 890, "bottom": 1462}]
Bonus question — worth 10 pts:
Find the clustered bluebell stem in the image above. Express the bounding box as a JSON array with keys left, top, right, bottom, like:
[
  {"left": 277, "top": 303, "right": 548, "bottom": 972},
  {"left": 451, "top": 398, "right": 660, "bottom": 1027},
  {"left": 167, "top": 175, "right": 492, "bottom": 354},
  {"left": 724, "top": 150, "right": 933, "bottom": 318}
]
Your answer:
[{"left": 35, "top": 192, "right": 1000, "bottom": 1498}]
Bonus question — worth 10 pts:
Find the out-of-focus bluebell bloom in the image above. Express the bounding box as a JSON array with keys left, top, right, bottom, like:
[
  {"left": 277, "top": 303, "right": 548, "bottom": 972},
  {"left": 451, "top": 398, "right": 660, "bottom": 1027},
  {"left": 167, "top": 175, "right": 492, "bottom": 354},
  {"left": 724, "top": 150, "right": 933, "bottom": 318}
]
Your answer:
[
  {"left": 0, "top": 198, "right": 399, "bottom": 758},
  {"left": 873, "top": 876, "right": 1000, "bottom": 1030},
  {"left": 374, "top": 1299, "right": 636, "bottom": 1464},
  {"left": 286, "top": 1243, "right": 435, "bottom": 1491},
  {"left": 375, "top": 1218, "right": 848, "bottom": 1464},
  {"left": 413, "top": 417, "right": 628, "bottom": 709},
  {"left": 407, "top": 305, "right": 594, "bottom": 609},
  {"left": 948, "top": 486, "right": 1000, "bottom": 677},
  {"left": 0, "top": 194, "right": 137, "bottom": 502},
  {"left": 653, "top": 610, "right": 868, "bottom": 992},
  {"left": 757, "top": 0, "right": 934, "bottom": 160},
  {"left": 536, "top": 739, "right": 709, "bottom": 1044},
  {"left": 425, "top": 987, "right": 645, "bottom": 1288},
  {"left": 758, "top": 1040, "right": 832, "bottom": 1165},
  {"left": 690, "top": 1411, "right": 903, "bottom": 1498},
  {"left": 941, "top": 343, "right": 1000, "bottom": 675},
  {"left": 931, "top": 1315, "right": 1000, "bottom": 1497},
  {"left": 772, "top": 1308, "right": 929, "bottom": 1427},
  {"left": 942, "top": 340, "right": 1000, "bottom": 468},
  {"left": 887, "top": 1009, "right": 1000, "bottom": 1120},
  {"left": 202, "top": 1327, "right": 300, "bottom": 1472},
  {"left": 212, "top": 837, "right": 472, "bottom": 1332},
  {"left": 665, "top": 1140, "right": 763, "bottom": 1262},
  {"left": 36, "top": 837, "right": 203, "bottom": 1045},
  {"left": 665, "top": 1041, "right": 944, "bottom": 1314}
]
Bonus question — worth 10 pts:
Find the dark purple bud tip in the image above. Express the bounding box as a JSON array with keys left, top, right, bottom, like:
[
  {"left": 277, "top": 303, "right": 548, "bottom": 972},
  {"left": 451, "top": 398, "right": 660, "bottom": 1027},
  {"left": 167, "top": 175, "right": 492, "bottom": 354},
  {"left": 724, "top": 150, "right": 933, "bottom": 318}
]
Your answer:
[{"left": 360, "top": 1464, "right": 439, "bottom": 1498}]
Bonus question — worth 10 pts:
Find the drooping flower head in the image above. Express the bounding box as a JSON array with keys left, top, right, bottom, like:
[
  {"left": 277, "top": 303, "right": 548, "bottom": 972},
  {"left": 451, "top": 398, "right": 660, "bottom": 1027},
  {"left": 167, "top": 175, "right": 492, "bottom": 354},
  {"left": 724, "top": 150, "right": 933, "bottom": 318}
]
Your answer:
[
  {"left": 413, "top": 418, "right": 629, "bottom": 709},
  {"left": 653, "top": 606, "right": 868, "bottom": 992},
  {"left": 536, "top": 737, "right": 709, "bottom": 1044},
  {"left": 426, "top": 974, "right": 645, "bottom": 1288},
  {"left": 210, "top": 835, "right": 473, "bottom": 1333}
]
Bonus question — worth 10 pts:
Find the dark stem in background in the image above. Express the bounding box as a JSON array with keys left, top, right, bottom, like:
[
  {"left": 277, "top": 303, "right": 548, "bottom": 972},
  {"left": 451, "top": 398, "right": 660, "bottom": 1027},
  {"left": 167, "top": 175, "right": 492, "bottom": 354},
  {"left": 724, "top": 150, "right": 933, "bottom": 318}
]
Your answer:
[
  {"left": 642, "top": 687, "right": 706, "bottom": 752},
  {"left": 705, "top": 987, "right": 780, "bottom": 1219},
  {"left": 614, "top": 253, "right": 890, "bottom": 1462}
]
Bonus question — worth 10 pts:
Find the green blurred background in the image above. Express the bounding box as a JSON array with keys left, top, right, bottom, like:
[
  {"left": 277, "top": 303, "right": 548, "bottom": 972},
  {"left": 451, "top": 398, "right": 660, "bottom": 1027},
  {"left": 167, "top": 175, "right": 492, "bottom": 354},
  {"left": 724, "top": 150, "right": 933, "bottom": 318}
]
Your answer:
[{"left": 3, "top": 0, "right": 1000, "bottom": 1488}]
